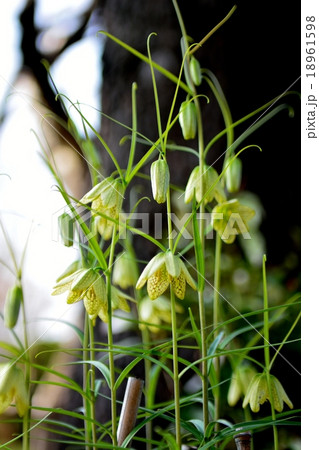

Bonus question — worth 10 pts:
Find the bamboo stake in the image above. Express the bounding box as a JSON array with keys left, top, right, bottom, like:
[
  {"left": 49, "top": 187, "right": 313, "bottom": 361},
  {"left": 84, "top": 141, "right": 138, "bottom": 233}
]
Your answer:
[
  {"left": 234, "top": 432, "right": 252, "bottom": 450},
  {"left": 117, "top": 377, "right": 144, "bottom": 446}
]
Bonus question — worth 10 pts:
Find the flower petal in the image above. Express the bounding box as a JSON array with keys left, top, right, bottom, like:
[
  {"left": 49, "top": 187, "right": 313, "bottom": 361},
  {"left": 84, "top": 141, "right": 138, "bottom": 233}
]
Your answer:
[
  {"left": 180, "top": 260, "right": 197, "bottom": 290},
  {"left": 71, "top": 269, "right": 97, "bottom": 291},
  {"left": 171, "top": 273, "right": 186, "bottom": 299},
  {"left": 271, "top": 375, "right": 293, "bottom": 411},
  {"left": 136, "top": 253, "right": 166, "bottom": 290},
  {"left": 147, "top": 266, "right": 169, "bottom": 300},
  {"left": 165, "top": 251, "right": 181, "bottom": 278},
  {"left": 80, "top": 177, "right": 114, "bottom": 204}
]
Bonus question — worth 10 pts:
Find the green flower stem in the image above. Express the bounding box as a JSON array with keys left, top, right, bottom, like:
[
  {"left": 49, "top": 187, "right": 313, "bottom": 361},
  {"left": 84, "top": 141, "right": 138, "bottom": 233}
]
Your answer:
[
  {"left": 196, "top": 93, "right": 209, "bottom": 430},
  {"left": 83, "top": 314, "right": 91, "bottom": 450},
  {"left": 126, "top": 82, "right": 138, "bottom": 177},
  {"left": 170, "top": 286, "right": 181, "bottom": 447},
  {"left": 21, "top": 289, "right": 30, "bottom": 450},
  {"left": 262, "top": 256, "right": 278, "bottom": 450},
  {"left": 171, "top": 0, "right": 210, "bottom": 430},
  {"left": 213, "top": 234, "right": 222, "bottom": 435},
  {"left": 166, "top": 188, "right": 181, "bottom": 447},
  {"left": 147, "top": 33, "right": 164, "bottom": 154},
  {"left": 141, "top": 326, "right": 152, "bottom": 450},
  {"left": 269, "top": 310, "right": 301, "bottom": 371},
  {"left": 107, "top": 225, "right": 118, "bottom": 446},
  {"left": 88, "top": 318, "right": 97, "bottom": 449},
  {"left": 188, "top": 6, "right": 237, "bottom": 56}
]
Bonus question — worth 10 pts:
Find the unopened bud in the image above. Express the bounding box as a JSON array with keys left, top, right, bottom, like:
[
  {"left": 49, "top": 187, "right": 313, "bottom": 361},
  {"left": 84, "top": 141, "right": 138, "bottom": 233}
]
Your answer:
[
  {"left": 225, "top": 157, "right": 242, "bottom": 193},
  {"left": 4, "top": 284, "right": 23, "bottom": 329},
  {"left": 189, "top": 56, "right": 202, "bottom": 86},
  {"left": 179, "top": 101, "right": 197, "bottom": 140},
  {"left": 58, "top": 212, "right": 74, "bottom": 247},
  {"left": 150, "top": 159, "right": 170, "bottom": 204}
]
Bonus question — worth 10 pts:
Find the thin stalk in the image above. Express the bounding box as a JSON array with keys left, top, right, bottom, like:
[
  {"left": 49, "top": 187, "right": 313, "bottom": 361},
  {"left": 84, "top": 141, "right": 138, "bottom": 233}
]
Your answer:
[
  {"left": 262, "top": 256, "right": 279, "bottom": 450},
  {"left": 171, "top": 0, "right": 209, "bottom": 430},
  {"left": 167, "top": 190, "right": 181, "bottom": 447},
  {"left": 88, "top": 318, "right": 97, "bottom": 449},
  {"left": 189, "top": 6, "right": 237, "bottom": 55},
  {"left": 83, "top": 314, "right": 91, "bottom": 450},
  {"left": 126, "top": 82, "right": 138, "bottom": 178},
  {"left": 213, "top": 234, "right": 222, "bottom": 435},
  {"left": 141, "top": 326, "right": 152, "bottom": 450},
  {"left": 107, "top": 225, "right": 118, "bottom": 446},
  {"left": 147, "top": 33, "right": 164, "bottom": 153},
  {"left": 269, "top": 311, "right": 301, "bottom": 372},
  {"left": 170, "top": 286, "right": 181, "bottom": 447},
  {"left": 196, "top": 95, "right": 209, "bottom": 429},
  {"left": 21, "top": 289, "right": 30, "bottom": 450}
]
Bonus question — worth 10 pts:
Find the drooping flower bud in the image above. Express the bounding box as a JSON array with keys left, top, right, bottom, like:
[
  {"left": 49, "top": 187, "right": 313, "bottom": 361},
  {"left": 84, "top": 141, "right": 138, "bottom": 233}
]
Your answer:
[
  {"left": 4, "top": 284, "right": 23, "bottom": 329},
  {"left": 150, "top": 159, "right": 170, "bottom": 204},
  {"left": 189, "top": 56, "right": 202, "bottom": 86},
  {"left": 58, "top": 212, "right": 74, "bottom": 247},
  {"left": 179, "top": 101, "right": 197, "bottom": 140},
  {"left": 225, "top": 156, "right": 242, "bottom": 193}
]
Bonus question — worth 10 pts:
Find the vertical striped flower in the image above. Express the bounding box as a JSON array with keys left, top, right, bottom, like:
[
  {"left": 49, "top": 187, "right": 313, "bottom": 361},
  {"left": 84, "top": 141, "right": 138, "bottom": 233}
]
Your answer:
[
  {"left": 150, "top": 159, "right": 170, "bottom": 204},
  {"left": 179, "top": 100, "right": 197, "bottom": 140},
  {"left": 4, "top": 283, "right": 23, "bottom": 329},
  {"left": 80, "top": 177, "right": 124, "bottom": 240},
  {"left": 225, "top": 156, "right": 242, "bottom": 193},
  {"left": 136, "top": 250, "right": 197, "bottom": 300}
]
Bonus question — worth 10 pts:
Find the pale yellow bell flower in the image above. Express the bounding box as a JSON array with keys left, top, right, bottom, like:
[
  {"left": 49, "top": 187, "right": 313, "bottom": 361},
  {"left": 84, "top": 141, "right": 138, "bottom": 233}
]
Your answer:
[
  {"left": 112, "top": 252, "right": 138, "bottom": 290},
  {"left": 80, "top": 177, "right": 124, "bottom": 240},
  {"left": 243, "top": 372, "right": 293, "bottom": 413},
  {"left": 227, "top": 364, "right": 257, "bottom": 407},
  {"left": 136, "top": 251, "right": 197, "bottom": 300},
  {"left": 212, "top": 199, "right": 255, "bottom": 244},
  {"left": 52, "top": 268, "right": 106, "bottom": 319},
  {"left": 185, "top": 165, "right": 226, "bottom": 205}
]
